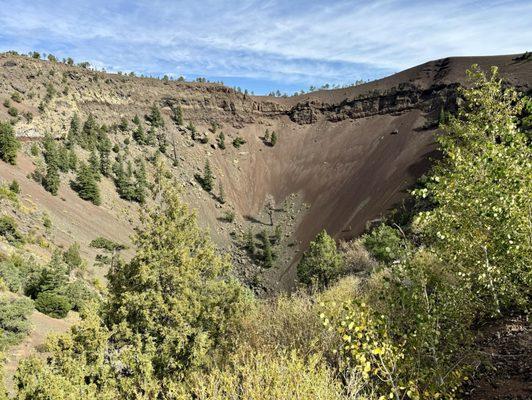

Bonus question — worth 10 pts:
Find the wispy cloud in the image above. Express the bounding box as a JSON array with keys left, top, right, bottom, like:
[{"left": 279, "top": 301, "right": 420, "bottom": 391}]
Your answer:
[{"left": 0, "top": 0, "right": 530, "bottom": 93}]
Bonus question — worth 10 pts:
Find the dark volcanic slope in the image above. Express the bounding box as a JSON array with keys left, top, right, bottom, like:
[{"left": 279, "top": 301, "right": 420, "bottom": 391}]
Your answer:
[
  {"left": 1, "top": 52, "right": 530, "bottom": 290},
  {"left": 231, "top": 54, "right": 531, "bottom": 286}
]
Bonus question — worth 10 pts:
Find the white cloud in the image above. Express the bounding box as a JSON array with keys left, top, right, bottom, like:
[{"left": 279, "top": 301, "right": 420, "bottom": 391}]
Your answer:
[{"left": 0, "top": 0, "right": 530, "bottom": 91}]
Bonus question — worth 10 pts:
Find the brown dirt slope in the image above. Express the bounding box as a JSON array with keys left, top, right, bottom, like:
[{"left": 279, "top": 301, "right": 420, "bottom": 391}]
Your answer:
[{"left": 1, "top": 53, "right": 531, "bottom": 290}]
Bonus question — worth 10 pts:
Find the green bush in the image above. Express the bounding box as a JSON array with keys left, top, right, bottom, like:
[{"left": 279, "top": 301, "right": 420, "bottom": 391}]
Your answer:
[
  {"left": 362, "top": 224, "right": 403, "bottom": 263},
  {"left": 0, "top": 121, "right": 21, "bottom": 165},
  {"left": 34, "top": 291, "right": 71, "bottom": 318},
  {"left": 0, "top": 260, "right": 24, "bottom": 293},
  {"left": 0, "top": 295, "right": 34, "bottom": 350},
  {"left": 232, "top": 136, "right": 246, "bottom": 148},
  {"left": 9, "top": 179, "right": 20, "bottom": 194},
  {"left": 0, "top": 215, "right": 24, "bottom": 245},
  {"left": 297, "top": 230, "right": 344, "bottom": 287},
  {"left": 66, "top": 281, "right": 98, "bottom": 311},
  {"left": 63, "top": 242, "right": 83, "bottom": 271}
]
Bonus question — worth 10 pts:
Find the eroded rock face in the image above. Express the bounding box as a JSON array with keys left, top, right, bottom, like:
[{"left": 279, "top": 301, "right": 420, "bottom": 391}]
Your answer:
[{"left": 287, "top": 83, "right": 461, "bottom": 125}]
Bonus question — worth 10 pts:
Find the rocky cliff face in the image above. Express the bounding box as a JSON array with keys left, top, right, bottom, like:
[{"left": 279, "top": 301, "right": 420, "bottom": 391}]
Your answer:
[{"left": 287, "top": 82, "right": 460, "bottom": 125}]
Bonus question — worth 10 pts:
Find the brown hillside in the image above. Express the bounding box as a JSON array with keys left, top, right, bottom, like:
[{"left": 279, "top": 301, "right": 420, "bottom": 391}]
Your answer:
[{"left": 1, "top": 52, "right": 530, "bottom": 290}]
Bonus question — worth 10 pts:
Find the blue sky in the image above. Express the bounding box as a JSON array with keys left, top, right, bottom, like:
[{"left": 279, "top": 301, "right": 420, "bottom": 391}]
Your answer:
[{"left": 0, "top": 0, "right": 530, "bottom": 95}]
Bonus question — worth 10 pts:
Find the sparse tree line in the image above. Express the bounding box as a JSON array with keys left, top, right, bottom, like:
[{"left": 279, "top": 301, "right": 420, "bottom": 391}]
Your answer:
[{"left": 2, "top": 50, "right": 224, "bottom": 84}]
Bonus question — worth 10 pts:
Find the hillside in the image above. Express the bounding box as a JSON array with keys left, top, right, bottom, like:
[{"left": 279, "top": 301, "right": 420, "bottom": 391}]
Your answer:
[
  {"left": 1, "top": 52, "right": 531, "bottom": 292},
  {"left": 1, "top": 51, "right": 531, "bottom": 399}
]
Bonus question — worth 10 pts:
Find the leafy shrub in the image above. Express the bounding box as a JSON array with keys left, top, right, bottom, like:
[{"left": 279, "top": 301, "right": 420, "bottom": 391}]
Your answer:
[
  {"left": 339, "top": 239, "right": 378, "bottom": 275},
  {"left": 9, "top": 179, "right": 20, "bottom": 194},
  {"left": 189, "top": 351, "right": 345, "bottom": 400},
  {"left": 62, "top": 242, "right": 83, "bottom": 271},
  {"left": 0, "top": 295, "right": 34, "bottom": 350},
  {"left": 0, "top": 260, "right": 24, "bottom": 293},
  {"left": 8, "top": 106, "right": 18, "bottom": 117},
  {"left": 297, "top": 230, "right": 344, "bottom": 287},
  {"left": 10, "top": 92, "right": 22, "bottom": 103},
  {"left": 89, "top": 237, "right": 125, "bottom": 252},
  {"left": 66, "top": 281, "right": 98, "bottom": 311},
  {"left": 34, "top": 291, "right": 71, "bottom": 318},
  {"left": 0, "top": 215, "right": 24, "bottom": 245},
  {"left": 222, "top": 210, "right": 235, "bottom": 222},
  {"left": 0, "top": 255, "right": 41, "bottom": 294},
  {"left": 362, "top": 224, "right": 403, "bottom": 263},
  {"left": 232, "top": 136, "right": 246, "bottom": 148}
]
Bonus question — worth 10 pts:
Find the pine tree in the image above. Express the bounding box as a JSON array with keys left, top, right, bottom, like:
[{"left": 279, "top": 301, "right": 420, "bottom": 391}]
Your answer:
[
  {"left": 97, "top": 133, "right": 112, "bottom": 177},
  {"left": 132, "top": 114, "right": 141, "bottom": 126},
  {"left": 264, "top": 129, "right": 270, "bottom": 143},
  {"left": 68, "top": 149, "right": 77, "bottom": 171},
  {"left": 245, "top": 228, "right": 255, "bottom": 255},
  {"left": 0, "top": 122, "right": 21, "bottom": 165},
  {"left": 260, "top": 230, "right": 274, "bottom": 268},
  {"left": 172, "top": 105, "right": 183, "bottom": 126},
  {"left": 133, "top": 159, "right": 147, "bottom": 204},
  {"left": 133, "top": 123, "right": 146, "bottom": 144},
  {"left": 217, "top": 132, "right": 226, "bottom": 150},
  {"left": 297, "top": 230, "right": 343, "bottom": 287},
  {"left": 43, "top": 158, "right": 60, "bottom": 195},
  {"left": 56, "top": 144, "right": 70, "bottom": 172},
  {"left": 42, "top": 135, "right": 60, "bottom": 195},
  {"left": 202, "top": 160, "right": 214, "bottom": 192},
  {"left": 218, "top": 182, "right": 225, "bottom": 204},
  {"left": 81, "top": 113, "right": 98, "bottom": 149},
  {"left": 73, "top": 162, "right": 101, "bottom": 205},
  {"left": 147, "top": 126, "right": 157, "bottom": 146},
  {"left": 113, "top": 156, "right": 135, "bottom": 201},
  {"left": 66, "top": 113, "right": 80, "bottom": 148},
  {"left": 88, "top": 149, "right": 101, "bottom": 181},
  {"left": 147, "top": 103, "right": 164, "bottom": 128},
  {"left": 270, "top": 131, "right": 278, "bottom": 146}
]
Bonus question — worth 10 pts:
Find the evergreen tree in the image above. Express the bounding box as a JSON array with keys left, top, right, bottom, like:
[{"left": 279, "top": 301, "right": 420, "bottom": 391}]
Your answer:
[
  {"left": 9, "top": 179, "right": 20, "bottom": 194},
  {"left": 42, "top": 135, "right": 60, "bottom": 195},
  {"left": 112, "top": 156, "right": 135, "bottom": 201},
  {"left": 297, "top": 230, "right": 344, "bottom": 287},
  {"left": 81, "top": 113, "right": 98, "bottom": 149},
  {"left": 270, "top": 131, "right": 278, "bottom": 146},
  {"left": 106, "top": 181, "right": 248, "bottom": 382},
  {"left": 202, "top": 160, "right": 214, "bottom": 192},
  {"left": 146, "top": 103, "right": 164, "bottom": 128},
  {"left": 245, "top": 228, "right": 255, "bottom": 255},
  {"left": 68, "top": 149, "right": 77, "bottom": 171},
  {"left": 171, "top": 105, "right": 183, "bottom": 126},
  {"left": 132, "top": 114, "right": 141, "bottom": 126},
  {"left": 133, "top": 159, "right": 148, "bottom": 204},
  {"left": 43, "top": 158, "right": 60, "bottom": 195},
  {"left": 88, "top": 149, "right": 101, "bottom": 181},
  {"left": 133, "top": 122, "right": 146, "bottom": 144},
  {"left": 218, "top": 182, "right": 225, "bottom": 204},
  {"left": 56, "top": 144, "right": 71, "bottom": 173},
  {"left": 73, "top": 162, "right": 101, "bottom": 205},
  {"left": 217, "top": 131, "right": 226, "bottom": 149},
  {"left": 147, "top": 126, "right": 157, "bottom": 146},
  {"left": 66, "top": 113, "right": 80, "bottom": 147},
  {"left": 97, "top": 133, "right": 112, "bottom": 177},
  {"left": 264, "top": 129, "right": 270, "bottom": 143},
  {"left": 0, "top": 122, "right": 21, "bottom": 165},
  {"left": 260, "top": 230, "right": 274, "bottom": 268}
]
